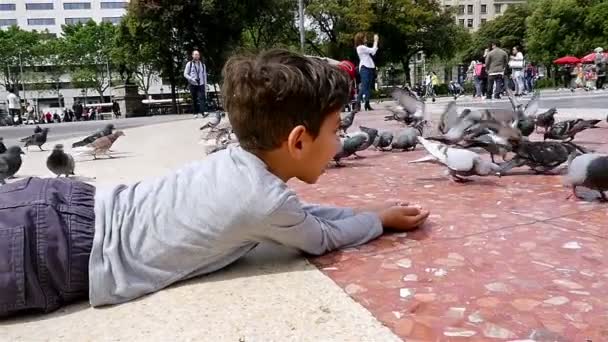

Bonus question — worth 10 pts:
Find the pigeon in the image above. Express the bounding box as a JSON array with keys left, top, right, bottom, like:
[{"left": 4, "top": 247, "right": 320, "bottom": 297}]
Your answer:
[
  {"left": 460, "top": 132, "right": 512, "bottom": 163},
  {"left": 409, "top": 137, "right": 501, "bottom": 182},
  {"left": 0, "top": 146, "right": 25, "bottom": 185},
  {"left": 339, "top": 110, "right": 358, "bottom": 135},
  {"left": 391, "top": 120, "right": 426, "bottom": 151},
  {"left": 73, "top": 131, "right": 125, "bottom": 159},
  {"left": 34, "top": 125, "right": 43, "bottom": 134},
  {"left": 535, "top": 108, "right": 557, "bottom": 133},
  {"left": 21, "top": 127, "right": 49, "bottom": 151},
  {"left": 72, "top": 124, "right": 115, "bottom": 148},
  {"left": 437, "top": 102, "right": 461, "bottom": 134},
  {"left": 356, "top": 126, "right": 379, "bottom": 152},
  {"left": 506, "top": 89, "right": 540, "bottom": 137},
  {"left": 46, "top": 144, "right": 75, "bottom": 177},
  {"left": 373, "top": 131, "right": 394, "bottom": 151},
  {"left": 200, "top": 111, "right": 222, "bottom": 131},
  {"left": 565, "top": 153, "right": 608, "bottom": 201},
  {"left": 498, "top": 141, "right": 587, "bottom": 175},
  {"left": 544, "top": 119, "right": 601, "bottom": 141},
  {"left": 206, "top": 128, "right": 238, "bottom": 154},
  {"left": 333, "top": 134, "right": 368, "bottom": 167},
  {"left": 384, "top": 88, "right": 426, "bottom": 125},
  {"left": 0, "top": 137, "right": 6, "bottom": 154}
]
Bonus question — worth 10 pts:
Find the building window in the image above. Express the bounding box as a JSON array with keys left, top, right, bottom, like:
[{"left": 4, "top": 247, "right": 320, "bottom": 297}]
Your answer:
[
  {"left": 467, "top": 5, "right": 473, "bottom": 14},
  {"left": 100, "top": 2, "right": 128, "bottom": 9},
  {"left": 25, "top": 3, "right": 54, "bottom": 10},
  {"left": 459, "top": 19, "right": 465, "bottom": 26},
  {"left": 65, "top": 18, "right": 92, "bottom": 25},
  {"left": 27, "top": 18, "right": 55, "bottom": 25},
  {"left": 494, "top": 4, "right": 502, "bottom": 13},
  {"left": 0, "top": 18, "right": 17, "bottom": 26},
  {"left": 480, "top": 4, "right": 487, "bottom": 14},
  {"left": 64, "top": 2, "right": 92, "bottom": 10},
  {"left": 481, "top": 18, "right": 487, "bottom": 25},
  {"left": 458, "top": 5, "right": 464, "bottom": 15},
  {"left": 102, "top": 17, "right": 122, "bottom": 24},
  {"left": 467, "top": 19, "right": 474, "bottom": 28},
  {"left": 0, "top": 3, "right": 16, "bottom": 11}
]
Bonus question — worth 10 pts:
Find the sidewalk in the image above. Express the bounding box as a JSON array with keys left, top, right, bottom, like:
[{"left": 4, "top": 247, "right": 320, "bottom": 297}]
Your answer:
[{"left": 1, "top": 119, "right": 398, "bottom": 341}]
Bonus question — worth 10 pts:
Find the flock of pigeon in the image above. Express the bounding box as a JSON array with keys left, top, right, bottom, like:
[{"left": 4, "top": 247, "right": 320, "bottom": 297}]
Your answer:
[
  {"left": 198, "top": 88, "right": 608, "bottom": 202},
  {"left": 0, "top": 124, "right": 124, "bottom": 184}
]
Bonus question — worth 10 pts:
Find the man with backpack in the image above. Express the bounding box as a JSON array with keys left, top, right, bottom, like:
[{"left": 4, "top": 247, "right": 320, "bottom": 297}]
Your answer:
[
  {"left": 184, "top": 49, "right": 208, "bottom": 118},
  {"left": 485, "top": 42, "right": 509, "bottom": 100}
]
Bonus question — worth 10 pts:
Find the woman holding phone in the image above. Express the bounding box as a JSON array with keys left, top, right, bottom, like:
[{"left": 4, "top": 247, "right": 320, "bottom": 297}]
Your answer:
[{"left": 354, "top": 32, "right": 379, "bottom": 111}]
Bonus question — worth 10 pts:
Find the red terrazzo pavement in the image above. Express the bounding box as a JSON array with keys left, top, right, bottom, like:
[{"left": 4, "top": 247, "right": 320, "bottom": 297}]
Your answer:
[{"left": 289, "top": 109, "right": 608, "bottom": 341}]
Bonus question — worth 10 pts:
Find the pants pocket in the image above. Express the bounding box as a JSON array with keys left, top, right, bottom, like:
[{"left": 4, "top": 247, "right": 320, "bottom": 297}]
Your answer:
[{"left": 0, "top": 225, "right": 26, "bottom": 313}]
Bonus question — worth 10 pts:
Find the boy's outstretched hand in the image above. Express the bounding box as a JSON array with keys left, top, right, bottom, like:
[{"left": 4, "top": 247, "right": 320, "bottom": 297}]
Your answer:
[{"left": 379, "top": 205, "right": 429, "bottom": 231}]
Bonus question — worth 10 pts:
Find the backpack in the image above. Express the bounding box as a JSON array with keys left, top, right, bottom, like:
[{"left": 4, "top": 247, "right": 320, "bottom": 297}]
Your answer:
[{"left": 474, "top": 63, "right": 484, "bottom": 77}]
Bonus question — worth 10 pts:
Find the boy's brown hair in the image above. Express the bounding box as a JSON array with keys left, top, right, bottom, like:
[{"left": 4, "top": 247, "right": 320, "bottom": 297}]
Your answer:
[{"left": 222, "top": 49, "right": 350, "bottom": 151}]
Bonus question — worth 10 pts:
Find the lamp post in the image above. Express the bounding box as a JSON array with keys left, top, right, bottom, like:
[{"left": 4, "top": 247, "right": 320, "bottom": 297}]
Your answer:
[{"left": 298, "top": 0, "right": 305, "bottom": 52}]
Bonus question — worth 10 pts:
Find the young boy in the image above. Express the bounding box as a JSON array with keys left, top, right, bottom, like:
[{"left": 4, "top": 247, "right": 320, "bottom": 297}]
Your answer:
[{"left": 0, "top": 49, "right": 429, "bottom": 317}]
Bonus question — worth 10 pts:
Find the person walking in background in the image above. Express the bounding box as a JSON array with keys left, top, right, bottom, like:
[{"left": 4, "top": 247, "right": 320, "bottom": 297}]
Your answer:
[
  {"left": 73, "top": 100, "right": 83, "bottom": 121},
  {"left": 485, "top": 42, "right": 509, "bottom": 100},
  {"left": 469, "top": 57, "right": 485, "bottom": 98},
  {"left": 6, "top": 87, "right": 21, "bottom": 126},
  {"left": 184, "top": 49, "right": 208, "bottom": 118},
  {"left": 524, "top": 63, "right": 537, "bottom": 93},
  {"left": 354, "top": 32, "right": 379, "bottom": 111},
  {"left": 509, "top": 46, "right": 525, "bottom": 96},
  {"left": 594, "top": 47, "right": 606, "bottom": 90}
]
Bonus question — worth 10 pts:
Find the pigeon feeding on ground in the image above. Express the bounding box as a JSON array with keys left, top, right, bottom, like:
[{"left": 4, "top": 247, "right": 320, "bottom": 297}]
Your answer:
[
  {"left": 0, "top": 146, "right": 25, "bottom": 185},
  {"left": 544, "top": 119, "right": 601, "bottom": 141},
  {"left": 391, "top": 120, "right": 426, "bottom": 151},
  {"left": 333, "top": 134, "right": 367, "bottom": 167},
  {"left": 355, "top": 126, "right": 379, "bottom": 154},
  {"left": 384, "top": 88, "right": 427, "bottom": 126},
  {"left": 565, "top": 153, "right": 608, "bottom": 201},
  {"left": 535, "top": 108, "right": 558, "bottom": 133},
  {"left": 373, "top": 131, "right": 394, "bottom": 151},
  {"left": 429, "top": 107, "right": 490, "bottom": 144},
  {"left": 460, "top": 132, "right": 512, "bottom": 164},
  {"left": 0, "top": 137, "right": 6, "bottom": 154},
  {"left": 201, "top": 127, "right": 238, "bottom": 155},
  {"left": 200, "top": 111, "right": 223, "bottom": 131},
  {"left": 46, "top": 144, "right": 75, "bottom": 177},
  {"left": 73, "top": 131, "right": 125, "bottom": 159},
  {"left": 409, "top": 136, "right": 501, "bottom": 182},
  {"left": 21, "top": 127, "right": 49, "bottom": 151},
  {"left": 339, "top": 109, "right": 358, "bottom": 135},
  {"left": 72, "top": 124, "right": 115, "bottom": 148},
  {"left": 498, "top": 141, "right": 587, "bottom": 175}
]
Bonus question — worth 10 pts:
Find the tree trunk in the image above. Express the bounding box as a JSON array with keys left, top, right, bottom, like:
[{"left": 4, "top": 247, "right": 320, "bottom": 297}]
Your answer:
[{"left": 168, "top": 58, "right": 177, "bottom": 114}]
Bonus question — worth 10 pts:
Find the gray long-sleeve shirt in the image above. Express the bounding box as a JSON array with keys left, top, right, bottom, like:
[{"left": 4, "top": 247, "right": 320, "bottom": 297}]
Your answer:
[
  {"left": 183, "top": 60, "right": 207, "bottom": 86},
  {"left": 89, "top": 145, "right": 383, "bottom": 306}
]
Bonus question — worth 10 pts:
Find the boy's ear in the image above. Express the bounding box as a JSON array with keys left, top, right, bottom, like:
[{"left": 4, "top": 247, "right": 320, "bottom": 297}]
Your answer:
[{"left": 286, "top": 125, "right": 309, "bottom": 159}]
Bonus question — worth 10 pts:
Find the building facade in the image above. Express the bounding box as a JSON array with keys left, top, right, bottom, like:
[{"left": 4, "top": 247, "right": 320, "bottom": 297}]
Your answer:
[{"left": 440, "top": 0, "right": 526, "bottom": 31}]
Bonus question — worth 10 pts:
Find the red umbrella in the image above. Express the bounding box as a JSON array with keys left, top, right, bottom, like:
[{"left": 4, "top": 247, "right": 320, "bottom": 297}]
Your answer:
[
  {"left": 580, "top": 52, "right": 608, "bottom": 63},
  {"left": 553, "top": 56, "right": 580, "bottom": 65}
]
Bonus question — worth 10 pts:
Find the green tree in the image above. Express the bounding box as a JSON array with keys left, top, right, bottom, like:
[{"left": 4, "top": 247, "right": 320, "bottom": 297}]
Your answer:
[
  {"left": 0, "top": 26, "right": 42, "bottom": 92},
  {"left": 61, "top": 21, "right": 117, "bottom": 101},
  {"left": 240, "top": 0, "right": 299, "bottom": 51}
]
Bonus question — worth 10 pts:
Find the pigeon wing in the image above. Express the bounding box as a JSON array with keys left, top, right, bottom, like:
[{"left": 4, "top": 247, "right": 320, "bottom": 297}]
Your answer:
[{"left": 445, "top": 148, "right": 476, "bottom": 171}]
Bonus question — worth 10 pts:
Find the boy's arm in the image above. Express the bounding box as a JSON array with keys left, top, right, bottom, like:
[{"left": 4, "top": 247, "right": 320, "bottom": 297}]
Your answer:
[
  {"left": 256, "top": 193, "right": 383, "bottom": 256},
  {"left": 300, "top": 203, "right": 355, "bottom": 220}
]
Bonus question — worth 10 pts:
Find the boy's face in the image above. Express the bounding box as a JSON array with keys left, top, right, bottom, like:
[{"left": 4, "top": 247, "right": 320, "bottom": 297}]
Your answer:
[{"left": 287, "top": 110, "right": 341, "bottom": 184}]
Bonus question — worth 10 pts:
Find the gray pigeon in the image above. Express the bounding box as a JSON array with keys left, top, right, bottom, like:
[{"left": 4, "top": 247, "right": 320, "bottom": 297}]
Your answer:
[
  {"left": 333, "top": 134, "right": 367, "bottom": 167},
  {"left": 498, "top": 140, "right": 587, "bottom": 175},
  {"left": 384, "top": 88, "right": 426, "bottom": 125},
  {"left": 0, "top": 146, "right": 25, "bottom": 185},
  {"left": 410, "top": 137, "right": 501, "bottom": 182},
  {"left": 535, "top": 108, "right": 557, "bottom": 133},
  {"left": 0, "top": 137, "right": 6, "bottom": 154},
  {"left": 437, "top": 102, "right": 461, "bottom": 134},
  {"left": 72, "top": 124, "right": 115, "bottom": 148},
  {"left": 356, "top": 126, "right": 379, "bottom": 153},
  {"left": 544, "top": 119, "right": 601, "bottom": 141},
  {"left": 200, "top": 111, "right": 223, "bottom": 131},
  {"left": 391, "top": 120, "right": 426, "bottom": 151},
  {"left": 430, "top": 107, "right": 490, "bottom": 144},
  {"left": 46, "top": 144, "right": 75, "bottom": 177},
  {"left": 339, "top": 110, "right": 358, "bottom": 134},
  {"left": 21, "top": 127, "right": 49, "bottom": 151},
  {"left": 566, "top": 153, "right": 608, "bottom": 201},
  {"left": 460, "top": 131, "right": 512, "bottom": 163},
  {"left": 373, "top": 131, "right": 394, "bottom": 151}
]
